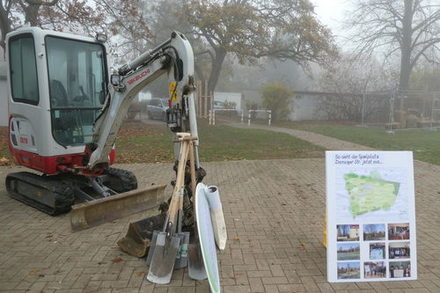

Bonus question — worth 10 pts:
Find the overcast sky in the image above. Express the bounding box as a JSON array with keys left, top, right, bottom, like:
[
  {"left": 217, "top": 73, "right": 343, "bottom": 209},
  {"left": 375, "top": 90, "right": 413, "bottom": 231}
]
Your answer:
[{"left": 312, "top": 0, "right": 351, "bottom": 43}]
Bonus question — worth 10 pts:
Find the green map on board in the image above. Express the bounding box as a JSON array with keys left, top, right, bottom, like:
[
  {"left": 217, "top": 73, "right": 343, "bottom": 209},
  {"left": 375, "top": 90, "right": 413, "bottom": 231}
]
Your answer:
[{"left": 344, "top": 171, "right": 400, "bottom": 217}]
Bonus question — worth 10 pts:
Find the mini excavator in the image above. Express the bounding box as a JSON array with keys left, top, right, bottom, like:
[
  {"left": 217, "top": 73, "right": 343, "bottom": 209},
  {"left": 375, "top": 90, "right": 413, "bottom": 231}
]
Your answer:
[{"left": 5, "top": 27, "right": 202, "bottom": 221}]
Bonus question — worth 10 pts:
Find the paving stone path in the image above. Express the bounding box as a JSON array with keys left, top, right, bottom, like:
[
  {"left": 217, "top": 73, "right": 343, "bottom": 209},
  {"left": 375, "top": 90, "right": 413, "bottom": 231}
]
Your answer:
[
  {"left": 228, "top": 123, "right": 375, "bottom": 151},
  {"left": 1, "top": 125, "right": 440, "bottom": 292}
]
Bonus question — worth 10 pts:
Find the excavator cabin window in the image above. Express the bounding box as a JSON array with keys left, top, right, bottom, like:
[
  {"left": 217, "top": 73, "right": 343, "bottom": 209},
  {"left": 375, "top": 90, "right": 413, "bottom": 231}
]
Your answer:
[
  {"left": 9, "top": 34, "right": 39, "bottom": 105},
  {"left": 45, "top": 36, "right": 107, "bottom": 147}
]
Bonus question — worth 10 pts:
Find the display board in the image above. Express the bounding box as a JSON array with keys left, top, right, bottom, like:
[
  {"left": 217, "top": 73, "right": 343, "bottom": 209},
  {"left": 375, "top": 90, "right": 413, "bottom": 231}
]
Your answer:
[{"left": 326, "top": 151, "right": 417, "bottom": 282}]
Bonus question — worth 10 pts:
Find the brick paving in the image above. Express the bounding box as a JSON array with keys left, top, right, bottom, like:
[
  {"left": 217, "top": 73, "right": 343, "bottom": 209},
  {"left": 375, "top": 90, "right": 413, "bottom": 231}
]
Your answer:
[{"left": 1, "top": 127, "right": 440, "bottom": 292}]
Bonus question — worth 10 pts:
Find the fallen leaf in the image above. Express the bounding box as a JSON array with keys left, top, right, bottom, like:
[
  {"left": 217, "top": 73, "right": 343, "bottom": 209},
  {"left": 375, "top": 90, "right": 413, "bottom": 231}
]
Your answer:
[
  {"left": 0, "top": 156, "right": 10, "bottom": 166},
  {"left": 135, "top": 272, "right": 144, "bottom": 277},
  {"left": 30, "top": 269, "right": 40, "bottom": 275},
  {"left": 111, "top": 257, "right": 123, "bottom": 264}
]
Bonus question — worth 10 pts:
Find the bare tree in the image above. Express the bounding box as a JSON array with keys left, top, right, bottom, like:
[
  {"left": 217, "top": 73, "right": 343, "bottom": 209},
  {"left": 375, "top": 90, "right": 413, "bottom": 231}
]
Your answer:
[
  {"left": 347, "top": 0, "right": 440, "bottom": 93},
  {"left": 95, "top": 0, "right": 153, "bottom": 59},
  {"left": 0, "top": 0, "right": 153, "bottom": 63},
  {"left": 318, "top": 54, "right": 393, "bottom": 121},
  {"left": 0, "top": 0, "right": 13, "bottom": 50},
  {"left": 0, "top": 0, "right": 103, "bottom": 52}
]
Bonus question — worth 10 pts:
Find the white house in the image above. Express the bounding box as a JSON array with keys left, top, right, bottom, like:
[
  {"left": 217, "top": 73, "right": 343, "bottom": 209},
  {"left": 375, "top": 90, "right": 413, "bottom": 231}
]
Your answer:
[{"left": 289, "top": 91, "right": 329, "bottom": 121}]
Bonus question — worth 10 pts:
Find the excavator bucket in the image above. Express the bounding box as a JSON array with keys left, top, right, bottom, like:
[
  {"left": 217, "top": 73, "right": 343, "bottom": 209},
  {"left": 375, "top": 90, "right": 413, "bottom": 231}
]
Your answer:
[
  {"left": 70, "top": 184, "right": 167, "bottom": 231},
  {"left": 117, "top": 213, "right": 166, "bottom": 257}
]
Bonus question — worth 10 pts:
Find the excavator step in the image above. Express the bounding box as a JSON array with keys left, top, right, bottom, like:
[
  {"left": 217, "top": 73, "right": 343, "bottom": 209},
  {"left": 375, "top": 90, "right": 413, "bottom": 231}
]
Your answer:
[
  {"left": 70, "top": 184, "right": 168, "bottom": 231},
  {"left": 5, "top": 172, "right": 74, "bottom": 216}
]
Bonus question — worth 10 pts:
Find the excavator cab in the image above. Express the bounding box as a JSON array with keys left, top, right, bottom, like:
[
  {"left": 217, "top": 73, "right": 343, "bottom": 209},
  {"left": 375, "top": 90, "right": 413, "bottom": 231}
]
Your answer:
[{"left": 7, "top": 27, "right": 109, "bottom": 174}]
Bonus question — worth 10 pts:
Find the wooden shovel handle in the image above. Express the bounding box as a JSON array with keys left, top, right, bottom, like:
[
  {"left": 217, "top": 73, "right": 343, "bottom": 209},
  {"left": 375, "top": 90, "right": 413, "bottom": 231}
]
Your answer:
[
  {"left": 167, "top": 139, "right": 189, "bottom": 230},
  {"left": 177, "top": 136, "right": 198, "bottom": 142}
]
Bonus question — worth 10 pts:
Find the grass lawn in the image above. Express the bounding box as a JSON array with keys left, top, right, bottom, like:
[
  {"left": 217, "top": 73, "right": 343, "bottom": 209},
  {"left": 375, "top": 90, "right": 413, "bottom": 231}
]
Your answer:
[
  {"left": 278, "top": 121, "right": 440, "bottom": 165},
  {"left": 0, "top": 119, "right": 324, "bottom": 165},
  {"left": 116, "top": 120, "right": 324, "bottom": 163}
]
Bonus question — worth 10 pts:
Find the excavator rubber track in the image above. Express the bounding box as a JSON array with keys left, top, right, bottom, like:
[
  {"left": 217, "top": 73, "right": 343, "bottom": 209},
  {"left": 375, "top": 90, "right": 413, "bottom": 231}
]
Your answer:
[{"left": 5, "top": 172, "right": 75, "bottom": 216}]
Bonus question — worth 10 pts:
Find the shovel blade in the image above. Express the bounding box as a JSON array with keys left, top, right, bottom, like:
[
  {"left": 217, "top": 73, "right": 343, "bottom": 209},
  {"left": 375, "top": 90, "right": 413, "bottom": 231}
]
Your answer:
[
  {"left": 188, "top": 243, "right": 207, "bottom": 280},
  {"left": 146, "top": 232, "right": 180, "bottom": 284},
  {"left": 146, "top": 231, "right": 159, "bottom": 265},
  {"left": 175, "top": 232, "right": 190, "bottom": 269}
]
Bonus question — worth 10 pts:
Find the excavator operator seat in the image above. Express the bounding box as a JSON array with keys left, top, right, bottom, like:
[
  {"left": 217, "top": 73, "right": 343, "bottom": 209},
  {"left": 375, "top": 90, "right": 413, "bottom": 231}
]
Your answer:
[{"left": 50, "top": 80, "right": 69, "bottom": 107}]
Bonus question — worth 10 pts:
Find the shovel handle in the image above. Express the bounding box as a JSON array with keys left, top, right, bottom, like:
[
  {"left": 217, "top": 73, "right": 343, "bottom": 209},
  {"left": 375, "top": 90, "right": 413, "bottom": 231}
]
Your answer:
[{"left": 166, "top": 138, "right": 189, "bottom": 231}]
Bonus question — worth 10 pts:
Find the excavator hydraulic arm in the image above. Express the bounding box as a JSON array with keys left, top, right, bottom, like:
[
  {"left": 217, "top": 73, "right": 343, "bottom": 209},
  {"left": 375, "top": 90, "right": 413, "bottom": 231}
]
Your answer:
[
  {"left": 70, "top": 32, "right": 201, "bottom": 230},
  {"left": 87, "top": 31, "right": 200, "bottom": 171}
]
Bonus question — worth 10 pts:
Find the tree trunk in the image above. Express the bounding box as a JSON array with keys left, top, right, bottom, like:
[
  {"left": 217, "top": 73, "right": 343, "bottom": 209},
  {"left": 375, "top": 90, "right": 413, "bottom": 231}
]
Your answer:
[
  {"left": 23, "top": 3, "right": 41, "bottom": 26},
  {"left": 207, "top": 48, "right": 226, "bottom": 93},
  {"left": 399, "top": 0, "right": 414, "bottom": 94},
  {"left": 0, "top": 3, "right": 12, "bottom": 53},
  {"left": 194, "top": 63, "right": 205, "bottom": 81}
]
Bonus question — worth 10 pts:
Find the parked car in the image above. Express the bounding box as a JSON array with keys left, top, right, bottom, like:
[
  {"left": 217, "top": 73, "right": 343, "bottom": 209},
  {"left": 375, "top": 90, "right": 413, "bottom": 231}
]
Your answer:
[{"left": 147, "top": 98, "right": 168, "bottom": 121}]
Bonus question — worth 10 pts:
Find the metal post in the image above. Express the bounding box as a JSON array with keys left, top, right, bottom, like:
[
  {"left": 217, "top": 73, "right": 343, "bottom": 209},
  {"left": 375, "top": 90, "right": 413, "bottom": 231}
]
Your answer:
[
  {"left": 387, "top": 90, "right": 395, "bottom": 134},
  {"left": 431, "top": 93, "right": 435, "bottom": 130},
  {"left": 241, "top": 111, "right": 244, "bottom": 123},
  {"left": 361, "top": 92, "right": 366, "bottom": 126},
  {"left": 268, "top": 111, "right": 271, "bottom": 126},
  {"left": 208, "top": 110, "right": 212, "bottom": 125},
  {"left": 248, "top": 111, "right": 251, "bottom": 126},
  {"left": 213, "top": 109, "right": 216, "bottom": 126}
]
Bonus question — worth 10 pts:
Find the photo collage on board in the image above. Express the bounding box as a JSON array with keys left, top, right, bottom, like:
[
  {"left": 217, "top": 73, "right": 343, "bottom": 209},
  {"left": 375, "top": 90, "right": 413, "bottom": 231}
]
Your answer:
[{"left": 336, "top": 223, "right": 411, "bottom": 280}]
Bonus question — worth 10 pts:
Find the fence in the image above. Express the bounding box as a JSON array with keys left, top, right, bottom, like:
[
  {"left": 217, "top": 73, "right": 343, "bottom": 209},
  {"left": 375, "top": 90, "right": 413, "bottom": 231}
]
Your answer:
[
  {"left": 385, "top": 90, "right": 440, "bottom": 132},
  {"left": 209, "top": 109, "right": 244, "bottom": 125},
  {"left": 247, "top": 110, "right": 272, "bottom": 126},
  {"left": 305, "top": 89, "right": 440, "bottom": 131}
]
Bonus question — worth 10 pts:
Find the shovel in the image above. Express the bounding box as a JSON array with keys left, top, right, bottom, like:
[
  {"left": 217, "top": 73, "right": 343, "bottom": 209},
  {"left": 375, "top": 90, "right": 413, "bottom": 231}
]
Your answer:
[
  {"left": 188, "top": 224, "right": 207, "bottom": 280},
  {"left": 187, "top": 141, "right": 207, "bottom": 280},
  {"left": 175, "top": 136, "right": 199, "bottom": 269},
  {"left": 174, "top": 187, "right": 190, "bottom": 269},
  {"left": 146, "top": 135, "right": 190, "bottom": 284},
  {"left": 146, "top": 188, "right": 189, "bottom": 269}
]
